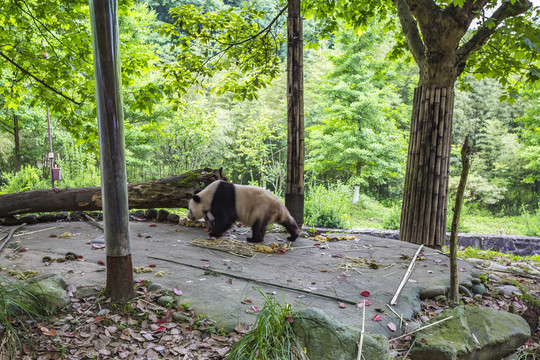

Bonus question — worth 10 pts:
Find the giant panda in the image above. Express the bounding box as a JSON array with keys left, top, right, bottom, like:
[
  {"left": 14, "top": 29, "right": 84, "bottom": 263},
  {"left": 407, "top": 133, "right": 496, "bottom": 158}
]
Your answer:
[{"left": 187, "top": 180, "right": 299, "bottom": 243}]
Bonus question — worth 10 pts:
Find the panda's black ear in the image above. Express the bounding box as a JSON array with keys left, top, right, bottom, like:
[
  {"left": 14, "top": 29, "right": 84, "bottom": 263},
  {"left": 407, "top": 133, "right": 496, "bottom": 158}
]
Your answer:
[
  {"left": 194, "top": 190, "right": 201, "bottom": 195},
  {"left": 192, "top": 194, "right": 201, "bottom": 203}
]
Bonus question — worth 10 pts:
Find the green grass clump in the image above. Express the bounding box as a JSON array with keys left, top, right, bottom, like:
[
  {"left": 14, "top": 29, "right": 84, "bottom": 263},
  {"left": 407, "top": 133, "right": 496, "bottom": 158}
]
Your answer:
[
  {"left": 227, "top": 291, "right": 303, "bottom": 360},
  {"left": 0, "top": 275, "right": 44, "bottom": 358},
  {"left": 445, "top": 246, "right": 540, "bottom": 264}
]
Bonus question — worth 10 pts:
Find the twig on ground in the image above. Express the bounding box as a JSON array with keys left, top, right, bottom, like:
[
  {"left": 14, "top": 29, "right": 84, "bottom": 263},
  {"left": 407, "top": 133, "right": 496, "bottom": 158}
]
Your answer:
[
  {"left": 83, "top": 213, "right": 104, "bottom": 231},
  {"left": 386, "top": 303, "right": 407, "bottom": 329},
  {"left": 390, "top": 316, "right": 454, "bottom": 341},
  {"left": 0, "top": 223, "right": 26, "bottom": 252},
  {"left": 148, "top": 255, "right": 359, "bottom": 305},
  {"left": 390, "top": 244, "right": 423, "bottom": 305},
  {"left": 14, "top": 226, "right": 61, "bottom": 237}
]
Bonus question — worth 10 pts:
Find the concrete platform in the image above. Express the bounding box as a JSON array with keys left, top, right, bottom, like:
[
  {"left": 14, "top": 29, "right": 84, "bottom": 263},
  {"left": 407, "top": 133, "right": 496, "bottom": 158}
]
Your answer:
[{"left": 0, "top": 221, "right": 475, "bottom": 338}]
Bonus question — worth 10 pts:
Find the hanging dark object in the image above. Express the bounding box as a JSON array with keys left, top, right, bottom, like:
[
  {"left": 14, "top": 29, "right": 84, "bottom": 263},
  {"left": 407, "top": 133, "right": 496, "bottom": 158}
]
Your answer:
[{"left": 46, "top": 106, "right": 61, "bottom": 192}]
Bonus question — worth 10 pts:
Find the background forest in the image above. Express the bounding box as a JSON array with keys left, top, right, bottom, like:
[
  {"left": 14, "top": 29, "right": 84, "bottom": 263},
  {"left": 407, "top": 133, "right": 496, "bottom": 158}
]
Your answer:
[{"left": 0, "top": 0, "right": 539, "bottom": 236}]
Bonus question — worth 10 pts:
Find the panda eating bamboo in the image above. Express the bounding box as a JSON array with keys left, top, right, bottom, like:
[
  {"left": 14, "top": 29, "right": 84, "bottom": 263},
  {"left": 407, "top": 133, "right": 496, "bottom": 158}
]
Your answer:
[{"left": 187, "top": 180, "right": 299, "bottom": 243}]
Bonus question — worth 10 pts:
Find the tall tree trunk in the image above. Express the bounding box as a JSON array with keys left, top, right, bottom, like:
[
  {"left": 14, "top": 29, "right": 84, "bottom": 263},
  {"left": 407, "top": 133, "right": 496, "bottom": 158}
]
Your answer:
[
  {"left": 13, "top": 114, "right": 20, "bottom": 172},
  {"left": 285, "top": 0, "right": 305, "bottom": 226},
  {"left": 400, "top": 85, "right": 454, "bottom": 248}
]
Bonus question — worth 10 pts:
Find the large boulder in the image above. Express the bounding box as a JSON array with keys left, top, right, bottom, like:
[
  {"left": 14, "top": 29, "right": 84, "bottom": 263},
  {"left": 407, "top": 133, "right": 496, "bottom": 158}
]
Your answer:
[
  {"left": 410, "top": 306, "right": 531, "bottom": 360},
  {"left": 8, "top": 274, "right": 70, "bottom": 315},
  {"left": 292, "top": 307, "right": 389, "bottom": 360}
]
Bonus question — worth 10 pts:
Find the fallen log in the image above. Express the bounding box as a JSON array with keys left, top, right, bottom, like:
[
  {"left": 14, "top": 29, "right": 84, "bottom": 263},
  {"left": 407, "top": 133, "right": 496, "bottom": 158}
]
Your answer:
[{"left": 0, "top": 168, "right": 225, "bottom": 217}]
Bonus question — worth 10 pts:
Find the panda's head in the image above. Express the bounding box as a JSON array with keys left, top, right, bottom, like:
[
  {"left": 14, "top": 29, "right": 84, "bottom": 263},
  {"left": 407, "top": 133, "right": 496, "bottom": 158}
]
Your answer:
[{"left": 187, "top": 193, "right": 205, "bottom": 221}]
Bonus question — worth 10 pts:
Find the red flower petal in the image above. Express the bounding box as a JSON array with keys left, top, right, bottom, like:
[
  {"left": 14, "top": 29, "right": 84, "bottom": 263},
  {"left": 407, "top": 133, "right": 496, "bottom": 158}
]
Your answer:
[{"left": 361, "top": 291, "right": 371, "bottom": 297}]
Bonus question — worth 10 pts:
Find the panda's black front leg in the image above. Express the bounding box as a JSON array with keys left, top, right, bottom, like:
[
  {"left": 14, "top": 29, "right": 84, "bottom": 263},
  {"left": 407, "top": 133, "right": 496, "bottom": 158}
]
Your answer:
[{"left": 247, "top": 219, "right": 264, "bottom": 243}]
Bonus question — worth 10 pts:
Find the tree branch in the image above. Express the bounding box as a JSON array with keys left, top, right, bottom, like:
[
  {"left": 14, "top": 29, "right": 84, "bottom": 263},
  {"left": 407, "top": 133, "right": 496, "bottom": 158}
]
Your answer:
[
  {"left": 393, "top": 0, "right": 426, "bottom": 67},
  {"left": 0, "top": 120, "right": 14, "bottom": 134},
  {"left": 0, "top": 51, "right": 83, "bottom": 105},
  {"left": 456, "top": 0, "right": 532, "bottom": 74},
  {"left": 402, "top": 0, "right": 442, "bottom": 28}
]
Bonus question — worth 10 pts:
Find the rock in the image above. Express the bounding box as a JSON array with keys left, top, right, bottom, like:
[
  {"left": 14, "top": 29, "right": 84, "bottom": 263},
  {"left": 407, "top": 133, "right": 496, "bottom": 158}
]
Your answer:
[
  {"left": 56, "top": 212, "right": 69, "bottom": 220},
  {"left": 148, "top": 283, "right": 163, "bottom": 291},
  {"left": 420, "top": 286, "right": 446, "bottom": 299},
  {"left": 38, "top": 213, "right": 57, "bottom": 222},
  {"left": 145, "top": 209, "right": 158, "bottom": 220},
  {"left": 167, "top": 213, "right": 180, "bottom": 223},
  {"left": 460, "top": 280, "right": 473, "bottom": 289},
  {"left": 69, "top": 211, "right": 83, "bottom": 221},
  {"left": 410, "top": 306, "right": 531, "bottom": 360},
  {"left": 1, "top": 215, "right": 20, "bottom": 225},
  {"left": 157, "top": 209, "right": 170, "bottom": 221},
  {"left": 11, "top": 274, "right": 70, "bottom": 314},
  {"left": 459, "top": 285, "right": 472, "bottom": 297},
  {"left": 131, "top": 210, "right": 146, "bottom": 218},
  {"left": 299, "top": 231, "right": 309, "bottom": 238},
  {"left": 75, "top": 286, "right": 101, "bottom": 298},
  {"left": 89, "top": 212, "right": 103, "bottom": 221},
  {"left": 471, "top": 278, "right": 482, "bottom": 285},
  {"left": 19, "top": 214, "right": 39, "bottom": 224},
  {"left": 292, "top": 308, "right": 389, "bottom": 360},
  {"left": 494, "top": 285, "right": 522, "bottom": 297},
  {"left": 434, "top": 295, "right": 447, "bottom": 302},
  {"left": 172, "top": 312, "right": 191, "bottom": 323},
  {"left": 157, "top": 296, "right": 174, "bottom": 307},
  {"left": 471, "top": 284, "right": 487, "bottom": 296},
  {"left": 489, "top": 274, "right": 502, "bottom": 283}
]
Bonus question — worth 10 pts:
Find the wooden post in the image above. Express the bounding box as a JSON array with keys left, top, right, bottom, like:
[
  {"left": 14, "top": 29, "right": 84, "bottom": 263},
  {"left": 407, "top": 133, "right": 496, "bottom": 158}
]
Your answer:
[
  {"left": 449, "top": 136, "right": 471, "bottom": 305},
  {"left": 285, "top": 0, "right": 304, "bottom": 226},
  {"left": 89, "top": 0, "right": 135, "bottom": 301}
]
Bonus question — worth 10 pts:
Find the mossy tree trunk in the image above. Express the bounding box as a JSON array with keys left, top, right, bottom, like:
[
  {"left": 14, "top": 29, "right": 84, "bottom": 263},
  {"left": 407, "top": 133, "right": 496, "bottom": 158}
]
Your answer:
[{"left": 0, "top": 168, "right": 224, "bottom": 217}]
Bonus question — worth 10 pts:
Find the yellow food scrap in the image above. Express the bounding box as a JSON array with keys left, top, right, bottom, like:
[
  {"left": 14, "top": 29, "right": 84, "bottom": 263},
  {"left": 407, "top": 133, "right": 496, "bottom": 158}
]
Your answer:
[
  {"left": 336, "top": 235, "right": 356, "bottom": 241},
  {"left": 155, "top": 271, "right": 165, "bottom": 277},
  {"left": 254, "top": 245, "right": 275, "bottom": 253},
  {"left": 133, "top": 266, "right": 153, "bottom": 273},
  {"left": 313, "top": 235, "right": 330, "bottom": 242},
  {"left": 58, "top": 232, "right": 74, "bottom": 239},
  {"left": 8, "top": 269, "right": 40, "bottom": 280}
]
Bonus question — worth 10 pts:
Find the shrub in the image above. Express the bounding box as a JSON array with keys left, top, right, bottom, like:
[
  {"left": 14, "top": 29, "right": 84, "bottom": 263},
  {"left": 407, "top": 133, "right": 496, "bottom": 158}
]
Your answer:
[
  {"left": 304, "top": 183, "right": 351, "bottom": 228},
  {"left": 0, "top": 165, "right": 48, "bottom": 194},
  {"left": 522, "top": 204, "right": 540, "bottom": 237},
  {"left": 382, "top": 204, "right": 401, "bottom": 230}
]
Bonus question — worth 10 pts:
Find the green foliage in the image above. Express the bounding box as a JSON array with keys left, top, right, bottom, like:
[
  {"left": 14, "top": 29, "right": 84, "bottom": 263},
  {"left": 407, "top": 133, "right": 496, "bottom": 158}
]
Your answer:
[
  {"left": 160, "top": 3, "right": 284, "bottom": 103},
  {"left": 0, "top": 165, "right": 48, "bottom": 194},
  {"left": 227, "top": 289, "right": 302, "bottom": 360},
  {"left": 451, "top": 247, "right": 540, "bottom": 264},
  {"left": 521, "top": 204, "right": 540, "bottom": 237},
  {"left": 56, "top": 144, "right": 101, "bottom": 188},
  {"left": 382, "top": 204, "right": 401, "bottom": 230},
  {"left": 305, "top": 27, "right": 409, "bottom": 192},
  {"left": 304, "top": 183, "right": 351, "bottom": 229}
]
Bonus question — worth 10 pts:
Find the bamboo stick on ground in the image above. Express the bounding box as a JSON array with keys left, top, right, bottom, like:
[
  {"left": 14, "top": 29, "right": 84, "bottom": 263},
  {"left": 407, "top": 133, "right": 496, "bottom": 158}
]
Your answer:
[
  {"left": 390, "top": 244, "right": 424, "bottom": 305},
  {"left": 0, "top": 223, "right": 26, "bottom": 252},
  {"left": 149, "top": 255, "right": 359, "bottom": 305}
]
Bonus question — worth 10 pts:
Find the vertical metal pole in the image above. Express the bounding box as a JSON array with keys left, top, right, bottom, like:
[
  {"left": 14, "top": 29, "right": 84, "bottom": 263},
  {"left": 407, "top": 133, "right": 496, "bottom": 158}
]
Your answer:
[
  {"left": 89, "top": 0, "right": 134, "bottom": 301},
  {"left": 285, "top": 0, "right": 304, "bottom": 226}
]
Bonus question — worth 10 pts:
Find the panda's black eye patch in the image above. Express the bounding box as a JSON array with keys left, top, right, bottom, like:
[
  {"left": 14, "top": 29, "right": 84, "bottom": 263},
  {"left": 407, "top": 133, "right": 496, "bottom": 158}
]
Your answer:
[{"left": 193, "top": 194, "right": 201, "bottom": 203}]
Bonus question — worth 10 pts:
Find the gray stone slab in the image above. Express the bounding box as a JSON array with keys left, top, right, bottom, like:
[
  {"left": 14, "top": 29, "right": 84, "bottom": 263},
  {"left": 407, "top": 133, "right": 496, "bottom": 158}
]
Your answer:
[{"left": 0, "top": 222, "right": 475, "bottom": 338}]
